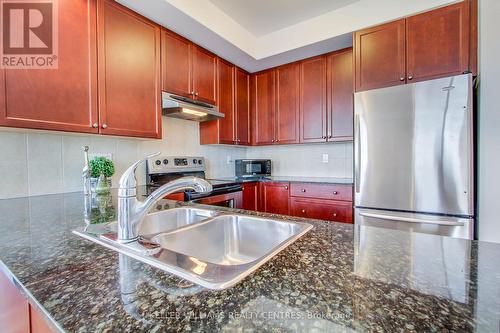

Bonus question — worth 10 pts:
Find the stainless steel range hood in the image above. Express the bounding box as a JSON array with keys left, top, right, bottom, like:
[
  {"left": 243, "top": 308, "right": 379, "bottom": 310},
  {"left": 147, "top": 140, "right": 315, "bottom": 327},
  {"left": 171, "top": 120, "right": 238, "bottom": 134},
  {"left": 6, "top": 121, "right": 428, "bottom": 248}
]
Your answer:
[{"left": 162, "top": 91, "right": 224, "bottom": 122}]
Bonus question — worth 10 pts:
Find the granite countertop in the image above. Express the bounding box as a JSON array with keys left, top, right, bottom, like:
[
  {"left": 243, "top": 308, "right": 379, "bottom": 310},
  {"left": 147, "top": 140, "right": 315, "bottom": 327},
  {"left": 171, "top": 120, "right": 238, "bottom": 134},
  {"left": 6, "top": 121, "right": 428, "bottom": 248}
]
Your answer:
[
  {"left": 1, "top": 188, "right": 499, "bottom": 332},
  {"left": 209, "top": 176, "right": 354, "bottom": 185}
]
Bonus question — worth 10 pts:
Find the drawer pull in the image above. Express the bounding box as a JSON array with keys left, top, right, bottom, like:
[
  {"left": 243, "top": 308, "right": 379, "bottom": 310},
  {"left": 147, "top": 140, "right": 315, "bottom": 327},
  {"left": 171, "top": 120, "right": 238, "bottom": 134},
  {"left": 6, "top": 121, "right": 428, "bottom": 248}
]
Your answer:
[
  {"left": 333, "top": 191, "right": 338, "bottom": 195},
  {"left": 301, "top": 209, "right": 306, "bottom": 213},
  {"left": 301, "top": 189, "right": 306, "bottom": 193},
  {"left": 333, "top": 213, "right": 337, "bottom": 217},
  {"left": 284, "top": 186, "right": 289, "bottom": 190}
]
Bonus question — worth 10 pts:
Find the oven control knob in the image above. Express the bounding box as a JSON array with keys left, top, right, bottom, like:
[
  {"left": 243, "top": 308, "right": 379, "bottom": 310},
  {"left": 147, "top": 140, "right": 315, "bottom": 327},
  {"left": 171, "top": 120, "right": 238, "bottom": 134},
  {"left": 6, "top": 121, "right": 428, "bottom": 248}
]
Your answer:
[
  {"left": 198, "top": 159, "right": 203, "bottom": 165},
  {"left": 155, "top": 160, "right": 161, "bottom": 166},
  {"left": 193, "top": 159, "right": 197, "bottom": 164},
  {"left": 163, "top": 159, "right": 169, "bottom": 165}
]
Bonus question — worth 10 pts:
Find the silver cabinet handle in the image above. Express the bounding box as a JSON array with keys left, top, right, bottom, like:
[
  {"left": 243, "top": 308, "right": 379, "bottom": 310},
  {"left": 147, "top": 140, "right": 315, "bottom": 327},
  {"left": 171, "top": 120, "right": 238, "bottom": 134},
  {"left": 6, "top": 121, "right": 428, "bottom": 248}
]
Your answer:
[
  {"left": 359, "top": 212, "right": 464, "bottom": 226},
  {"left": 92, "top": 123, "right": 98, "bottom": 128},
  {"left": 355, "top": 114, "right": 361, "bottom": 193},
  {"left": 400, "top": 77, "right": 405, "bottom": 81},
  {"left": 102, "top": 124, "right": 108, "bottom": 129},
  {"left": 301, "top": 189, "right": 306, "bottom": 193},
  {"left": 332, "top": 213, "right": 337, "bottom": 217},
  {"left": 408, "top": 75, "right": 413, "bottom": 80},
  {"left": 284, "top": 186, "right": 288, "bottom": 190},
  {"left": 333, "top": 191, "right": 338, "bottom": 195},
  {"left": 191, "top": 91, "right": 195, "bottom": 95},
  {"left": 301, "top": 209, "right": 306, "bottom": 213},
  {"left": 195, "top": 92, "right": 199, "bottom": 96}
]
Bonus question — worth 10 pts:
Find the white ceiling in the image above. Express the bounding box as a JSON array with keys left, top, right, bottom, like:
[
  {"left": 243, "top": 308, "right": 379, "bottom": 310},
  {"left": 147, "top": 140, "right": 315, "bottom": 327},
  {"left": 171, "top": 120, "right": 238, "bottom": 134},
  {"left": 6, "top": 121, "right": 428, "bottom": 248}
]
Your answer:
[
  {"left": 117, "top": 0, "right": 461, "bottom": 72},
  {"left": 208, "top": 0, "right": 360, "bottom": 37}
]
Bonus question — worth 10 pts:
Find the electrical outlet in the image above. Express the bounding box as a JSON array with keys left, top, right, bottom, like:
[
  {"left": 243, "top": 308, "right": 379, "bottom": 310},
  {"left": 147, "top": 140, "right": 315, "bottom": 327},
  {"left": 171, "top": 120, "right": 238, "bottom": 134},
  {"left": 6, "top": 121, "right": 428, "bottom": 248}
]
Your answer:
[
  {"left": 226, "top": 155, "right": 233, "bottom": 164},
  {"left": 89, "top": 152, "right": 113, "bottom": 161},
  {"left": 322, "top": 154, "right": 329, "bottom": 163}
]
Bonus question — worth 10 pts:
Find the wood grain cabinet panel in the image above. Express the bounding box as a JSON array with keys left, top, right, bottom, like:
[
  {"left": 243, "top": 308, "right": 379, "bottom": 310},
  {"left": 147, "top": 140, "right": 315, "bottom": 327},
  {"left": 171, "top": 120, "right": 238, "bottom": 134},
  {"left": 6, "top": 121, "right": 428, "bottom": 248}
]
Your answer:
[
  {"left": 290, "top": 183, "right": 353, "bottom": 202},
  {"left": 161, "top": 30, "right": 192, "bottom": 98},
  {"left": 328, "top": 48, "right": 353, "bottom": 141},
  {"left": 300, "top": 56, "right": 327, "bottom": 143},
  {"left": 216, "top": 59, "right": 235, "bottom": 144},
  {"left": 406, "top": 1, "right": 470, "bottom": 82},
  {"left": 0, "top": 270, "right": 30, "bottom": 333},
  {"left": 29, "top": 304, "right": 56, "bottom": 333},
  {"left": 242, "top": 182, "right": 259, "bottom": 211},
  {"left": 354, "top": 19, "right": 406, "bottom": 92},
  {"left": 192, "top": 47, "right": 217, "bottom": 105},
  {"left": 275, "top": 63, "right": 300, "bottom": 144},
  {"left": 97, "top": 0, "right": 162, "bottom": 138},
  {"left": 252, "top": 70, "right": 276, "bottom": 145},
  {"left": 290, "top": 197, "right": 353, "bottom": 223},
  {"left": 260, "top": 182, "right": 289, "bottom": 215},
  {"left": 235, "top": 68, "right": 251, "bottom": 145},
  {"left": 0, "top": 0, "right": 98, "bottom": 133}
]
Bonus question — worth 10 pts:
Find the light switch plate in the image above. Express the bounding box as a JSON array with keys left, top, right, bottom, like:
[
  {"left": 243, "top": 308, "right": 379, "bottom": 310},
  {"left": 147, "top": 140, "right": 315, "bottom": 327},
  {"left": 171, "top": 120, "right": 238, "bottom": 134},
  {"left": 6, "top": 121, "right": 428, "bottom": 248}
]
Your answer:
[
  {"left": 322, "top": 154, "right": 329, "bottom": 163},
  {"left": 89, "top": 152, "right": 113, "bottom": 161}
]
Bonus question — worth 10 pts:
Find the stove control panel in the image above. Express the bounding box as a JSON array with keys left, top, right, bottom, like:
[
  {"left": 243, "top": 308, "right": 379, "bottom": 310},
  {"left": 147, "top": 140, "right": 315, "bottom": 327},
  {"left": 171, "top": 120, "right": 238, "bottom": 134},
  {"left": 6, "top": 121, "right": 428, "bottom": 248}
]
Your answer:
[{"left": 147, "top": 156, "right": 205, "bottom": 174}]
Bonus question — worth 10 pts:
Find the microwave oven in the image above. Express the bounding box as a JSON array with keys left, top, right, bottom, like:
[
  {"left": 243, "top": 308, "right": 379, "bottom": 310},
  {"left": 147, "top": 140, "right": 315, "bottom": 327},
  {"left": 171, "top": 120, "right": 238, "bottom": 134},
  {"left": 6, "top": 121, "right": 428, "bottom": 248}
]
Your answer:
[{"left": 235, "top": 159, "right": 271, "bottom": 178}]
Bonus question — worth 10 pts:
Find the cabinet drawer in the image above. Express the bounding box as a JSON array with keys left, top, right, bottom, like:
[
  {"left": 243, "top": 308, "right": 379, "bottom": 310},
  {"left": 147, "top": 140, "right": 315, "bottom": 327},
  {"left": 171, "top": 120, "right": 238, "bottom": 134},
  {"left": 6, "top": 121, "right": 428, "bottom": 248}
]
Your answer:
[
  {"left": 290, "top": 183, "right": 352, "bottom": 201},
  {"left": 290, "top": 197, "right": 352, "bottom": 223}
]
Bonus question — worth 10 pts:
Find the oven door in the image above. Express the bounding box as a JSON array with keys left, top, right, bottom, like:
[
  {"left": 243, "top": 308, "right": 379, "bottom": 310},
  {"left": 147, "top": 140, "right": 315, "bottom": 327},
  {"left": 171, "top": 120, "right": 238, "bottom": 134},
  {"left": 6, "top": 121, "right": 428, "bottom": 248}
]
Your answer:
[{"left": 191, "top": 191, "right": 242, "bottom": 209}]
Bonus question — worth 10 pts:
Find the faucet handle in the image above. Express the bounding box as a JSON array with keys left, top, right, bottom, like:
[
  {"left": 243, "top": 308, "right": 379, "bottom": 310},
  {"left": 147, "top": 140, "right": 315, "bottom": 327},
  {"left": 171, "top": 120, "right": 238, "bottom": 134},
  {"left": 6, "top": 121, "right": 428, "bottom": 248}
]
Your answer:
[{"left": 119, "top": 152, "right": 160, "bottom": 197}]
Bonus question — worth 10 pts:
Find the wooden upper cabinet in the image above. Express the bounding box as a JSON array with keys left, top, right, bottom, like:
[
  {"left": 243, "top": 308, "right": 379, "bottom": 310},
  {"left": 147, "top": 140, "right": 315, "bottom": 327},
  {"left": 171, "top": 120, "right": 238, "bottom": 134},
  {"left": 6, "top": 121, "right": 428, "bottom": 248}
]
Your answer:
[
  {"left": 328, "top": 48, "right": 353, "bottom": 141},
  {"left": 0, "top": 0, "right": 98, "bottom": 133},
  {"left": 406, "top": 1, "right": 470, "bottom": 82},
  {"left": 275, "top": 63, "right": 300, "bottom": 144},
  {"left": 192, "top": 47, "right": 217, "bottom": 104},
  {"left": 235, "top": 68, "right": 250, "bottom": 145},
  {"left": 261, "top": 182, "right": 290, "bottom": 215},
  {"left": 253, "top": 70, "right": 275, "bottom": 145},
  {"left": 300, "top": 56, "right": 327, "bottom": 143},
  {"left": 354, "top": 19, "right": 406, "bottom": 92},
  {"left": 161, "top": 30, "right": 191, "bottom": 98},
  {"left": 217, "top": 59, "right": 235, "bottom": 144},
  {"left": 98, "top": 0, "right": 161, "bottom": 138}
]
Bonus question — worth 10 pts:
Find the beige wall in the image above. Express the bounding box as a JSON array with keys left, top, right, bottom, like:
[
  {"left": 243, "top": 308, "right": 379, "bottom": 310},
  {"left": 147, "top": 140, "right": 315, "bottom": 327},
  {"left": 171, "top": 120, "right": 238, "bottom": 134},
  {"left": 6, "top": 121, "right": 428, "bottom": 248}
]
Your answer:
[
  {"left": 477, "top": 0, "right": 500, "bottom": 243},
  {"left": 0, "top": 117, "right": 352, "bottom": 199}
]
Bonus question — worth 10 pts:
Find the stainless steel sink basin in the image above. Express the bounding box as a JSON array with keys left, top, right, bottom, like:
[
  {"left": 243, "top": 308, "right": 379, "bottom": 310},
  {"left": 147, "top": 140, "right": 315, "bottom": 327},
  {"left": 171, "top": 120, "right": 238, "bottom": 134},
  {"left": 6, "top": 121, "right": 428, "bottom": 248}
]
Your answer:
[
  {"left": 138, "top": 207, "right": 219, "bottom": 236},
  {"left": 74, "top": 208, "right": 312, "bottom": 290},
  {"left": 151, "top": 215, "right": 308, "bottom": 266}
]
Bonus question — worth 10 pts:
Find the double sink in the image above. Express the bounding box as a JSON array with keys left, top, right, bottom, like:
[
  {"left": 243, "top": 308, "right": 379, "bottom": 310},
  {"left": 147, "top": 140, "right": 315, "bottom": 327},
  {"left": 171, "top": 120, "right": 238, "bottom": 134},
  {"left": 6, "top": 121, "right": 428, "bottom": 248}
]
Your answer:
[{"left": 74, "top": 207, "right": 312, "bottom": 290}]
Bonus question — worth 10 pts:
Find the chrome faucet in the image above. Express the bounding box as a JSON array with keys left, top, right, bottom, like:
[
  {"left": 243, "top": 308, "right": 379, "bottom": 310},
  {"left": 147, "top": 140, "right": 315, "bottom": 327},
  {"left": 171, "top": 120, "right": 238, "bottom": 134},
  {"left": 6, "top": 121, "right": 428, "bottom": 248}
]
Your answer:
[
  {"left": 83, "top": 146, "right": 91, "bottom": 196},
  {"left": 117, "top": 152, "right": 212, "bottom": 243}
]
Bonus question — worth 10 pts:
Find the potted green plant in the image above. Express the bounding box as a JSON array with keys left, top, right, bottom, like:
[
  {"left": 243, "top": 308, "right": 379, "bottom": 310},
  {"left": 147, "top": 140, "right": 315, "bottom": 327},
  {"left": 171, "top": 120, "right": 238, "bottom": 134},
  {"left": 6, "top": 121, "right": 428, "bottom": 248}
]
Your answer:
[{"left": 89, "top": 156, "right": 115, "bottom": 195}]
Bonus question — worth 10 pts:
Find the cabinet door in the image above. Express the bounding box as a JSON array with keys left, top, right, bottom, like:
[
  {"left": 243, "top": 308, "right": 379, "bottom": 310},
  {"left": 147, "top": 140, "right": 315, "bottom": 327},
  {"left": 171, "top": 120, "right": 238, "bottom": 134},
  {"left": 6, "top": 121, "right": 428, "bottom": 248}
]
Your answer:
[
  {"left": 354, "top": 19, "right": 406, "bottom": 91},
  {"left": 328, "top": 48, "right": 353, "bottom": 141},
  {"left": 97, "top": 0, "right": 162, "bottom": 138},
  {"left": 235, "top": 68, "right": 250, "bottom": 145},
  {"left": 217, "top": 59, "right": 235, "bottom": 144},
  {"left": 0, "top": 0, "right": 98, "bottom": 133},
  {"left": 275, "top": 63, "right": 300, "bottom": 144},
  {"left": 300, "top": 56, "right": 327, "bottom": 143},
  {"left": 0, "top": 270, "right": 30, "bottom": 333},
  {"left": 261, "top": 182, "right": 289, "bottom": 215},
  {"left": 242, "top": 182, "right": 259, "bottom": 211},
  {"left": 192, "top": 47, "right": 217, "bottom": 105},
  {"left": 161, "top": 30, "right": 192, "bottom": 98},
  {"left": 290, "top": 197, "right": 353, "bottom": 223},
  {"left": 406, "top": 1, "right": 470, "bottom": 82},
  {"left": 253, "top": 70, "right": 275, "bottom": 145}
]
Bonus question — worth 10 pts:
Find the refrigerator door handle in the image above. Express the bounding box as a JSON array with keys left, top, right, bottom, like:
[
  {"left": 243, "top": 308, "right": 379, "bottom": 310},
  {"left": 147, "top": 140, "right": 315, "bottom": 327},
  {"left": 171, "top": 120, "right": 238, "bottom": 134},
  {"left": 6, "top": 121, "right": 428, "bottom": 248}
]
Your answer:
[
  {"left": 355, "top": 114, "right": 361, "bottom": 193},
  {"left": 359, "top": 212, "right": 465, "bottom": 226}
]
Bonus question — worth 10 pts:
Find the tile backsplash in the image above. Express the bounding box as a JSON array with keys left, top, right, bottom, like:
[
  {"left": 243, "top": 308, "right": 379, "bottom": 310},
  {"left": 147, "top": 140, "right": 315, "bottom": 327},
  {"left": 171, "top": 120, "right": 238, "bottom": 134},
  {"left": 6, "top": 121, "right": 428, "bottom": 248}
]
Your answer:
[{"left": 0, "top": 118, "right": 353, "bottom": 199}]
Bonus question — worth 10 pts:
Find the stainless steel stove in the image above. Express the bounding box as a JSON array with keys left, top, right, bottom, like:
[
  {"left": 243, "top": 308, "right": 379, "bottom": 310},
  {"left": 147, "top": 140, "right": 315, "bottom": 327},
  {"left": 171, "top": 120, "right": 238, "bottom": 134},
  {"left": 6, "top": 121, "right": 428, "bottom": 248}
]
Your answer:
[{"left": 146, "top": 156, "right": 242, "bottom": 207}]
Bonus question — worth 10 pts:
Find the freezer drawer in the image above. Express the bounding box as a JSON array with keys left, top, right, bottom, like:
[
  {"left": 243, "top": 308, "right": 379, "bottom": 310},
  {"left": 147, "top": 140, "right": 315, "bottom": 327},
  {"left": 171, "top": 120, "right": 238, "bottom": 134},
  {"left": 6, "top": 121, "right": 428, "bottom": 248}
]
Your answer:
[{"left": 354, "top": 208, "right": 473, "bottom": 239}]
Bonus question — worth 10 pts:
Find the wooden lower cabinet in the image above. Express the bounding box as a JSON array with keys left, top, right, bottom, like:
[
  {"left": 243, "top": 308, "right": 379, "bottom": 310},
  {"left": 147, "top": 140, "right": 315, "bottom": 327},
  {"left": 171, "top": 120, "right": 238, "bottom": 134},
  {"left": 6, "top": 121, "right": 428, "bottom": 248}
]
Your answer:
[
  {"left": 164, "top": 192, "right": 185, "bottom": 201},
  {"left": 290, "top": 197, "right": 353, "bottom": 223},
  {"left": 241, "top": 182, "right": 259, "bottom": 211},
  {"left": 0, "top": 270, "right": 55, "bottom": 333},
  {"left": 260, "top": 182, "right": 290, "bottom": 215}
]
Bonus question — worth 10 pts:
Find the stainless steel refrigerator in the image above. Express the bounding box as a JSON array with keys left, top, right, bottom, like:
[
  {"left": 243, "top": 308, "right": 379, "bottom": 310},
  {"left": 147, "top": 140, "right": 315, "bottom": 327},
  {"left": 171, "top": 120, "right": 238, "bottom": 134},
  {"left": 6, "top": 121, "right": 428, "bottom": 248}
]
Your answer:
[{"left": 354, "top": 73, "right": 474, "bottom": 239}]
